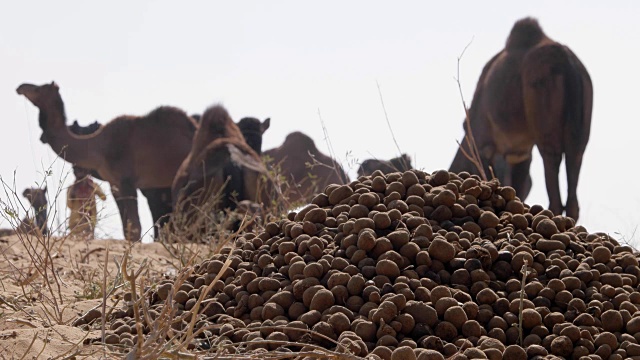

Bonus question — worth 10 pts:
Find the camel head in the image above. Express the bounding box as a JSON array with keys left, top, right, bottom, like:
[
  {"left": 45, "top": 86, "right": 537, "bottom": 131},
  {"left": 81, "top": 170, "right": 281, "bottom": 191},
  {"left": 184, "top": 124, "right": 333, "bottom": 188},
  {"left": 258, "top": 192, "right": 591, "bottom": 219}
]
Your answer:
[
  {"left": 22, "top": 186, "right": 47, "bottom": 209},
  {"left": 392, "top": 154, "right": 413, "bottom": 171},
  {"left": 17, "top": 82, "right": 66, "bottom": 144},
  {"left": 16, "top": 82, "right": 60, "bottom": 108},
  {"left": 236, "top": 117, "right": 270, "bottom": 154}
]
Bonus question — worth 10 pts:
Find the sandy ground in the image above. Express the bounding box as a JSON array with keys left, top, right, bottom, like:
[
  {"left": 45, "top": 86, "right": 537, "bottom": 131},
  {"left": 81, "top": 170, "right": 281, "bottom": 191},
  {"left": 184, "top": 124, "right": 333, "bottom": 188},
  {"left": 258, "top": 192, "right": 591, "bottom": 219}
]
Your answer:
[{"left": 0, "top": 233, "right": 210, "bottom": 359}]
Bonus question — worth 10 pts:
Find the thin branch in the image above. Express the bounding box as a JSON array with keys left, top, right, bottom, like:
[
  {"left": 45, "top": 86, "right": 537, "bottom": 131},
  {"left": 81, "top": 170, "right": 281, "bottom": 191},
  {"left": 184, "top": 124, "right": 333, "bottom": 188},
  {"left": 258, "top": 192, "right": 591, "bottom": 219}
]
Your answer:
[
  {"left": 453, "top": 37, "right": 488, "bottom": 181},
  {"left": 375, "top": 81, "right": 404, "bottom": 161}
]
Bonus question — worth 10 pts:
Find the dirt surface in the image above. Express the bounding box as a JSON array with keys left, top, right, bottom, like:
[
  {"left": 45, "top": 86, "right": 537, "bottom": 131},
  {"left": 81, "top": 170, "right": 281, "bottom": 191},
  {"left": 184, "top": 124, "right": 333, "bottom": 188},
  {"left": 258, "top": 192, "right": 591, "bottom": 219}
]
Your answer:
[{"left": 0, "top": 234, "right": 209, "bottom": 359}]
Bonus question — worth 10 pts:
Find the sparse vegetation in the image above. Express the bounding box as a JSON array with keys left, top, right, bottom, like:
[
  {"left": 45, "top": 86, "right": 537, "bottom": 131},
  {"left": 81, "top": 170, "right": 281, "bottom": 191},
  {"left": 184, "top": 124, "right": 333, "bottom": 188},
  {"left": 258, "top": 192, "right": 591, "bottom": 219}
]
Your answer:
[{"left": 0, "top": 48, "right": 634, "bottom": 360}]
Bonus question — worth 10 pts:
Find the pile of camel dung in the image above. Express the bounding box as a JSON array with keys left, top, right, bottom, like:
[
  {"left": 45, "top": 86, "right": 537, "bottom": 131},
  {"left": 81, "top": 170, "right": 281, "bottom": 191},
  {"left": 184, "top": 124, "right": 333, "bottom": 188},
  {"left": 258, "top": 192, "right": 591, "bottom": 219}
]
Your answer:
[{"left": 80, "top": 169, "right": 640, "bottom": 360}]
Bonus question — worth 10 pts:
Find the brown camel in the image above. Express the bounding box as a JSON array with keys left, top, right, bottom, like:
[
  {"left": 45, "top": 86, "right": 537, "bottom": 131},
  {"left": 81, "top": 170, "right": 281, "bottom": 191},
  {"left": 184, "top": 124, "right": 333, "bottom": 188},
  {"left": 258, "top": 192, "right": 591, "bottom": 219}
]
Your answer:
[
  {"left": 357, "top": 154, "right": 413, "bottom": 177},
  {"left": 66, "top": 119, "right": 174, "bottom": 239},
  {"left": 264, "top": 131, "right": 349, "bottom": 207},
  {"left": 0, "top": 187, "right": 49, "bottom": 237},
  {"left": 17, "top": 82, "right": 198, "bottom": 241},
  {"left": 449, "top": 17, "right": 592, "bottom": 220},
  {"left": 171, "top": 105, "right": 270, "bottom": 232}
]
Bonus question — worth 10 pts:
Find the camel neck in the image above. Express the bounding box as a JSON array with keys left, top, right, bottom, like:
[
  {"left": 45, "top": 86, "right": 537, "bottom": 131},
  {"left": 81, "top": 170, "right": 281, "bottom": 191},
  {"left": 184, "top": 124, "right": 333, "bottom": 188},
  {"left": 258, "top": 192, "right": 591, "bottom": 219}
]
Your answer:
[{"left": 38, "top": 99, "right": 103, "bottom": 169}]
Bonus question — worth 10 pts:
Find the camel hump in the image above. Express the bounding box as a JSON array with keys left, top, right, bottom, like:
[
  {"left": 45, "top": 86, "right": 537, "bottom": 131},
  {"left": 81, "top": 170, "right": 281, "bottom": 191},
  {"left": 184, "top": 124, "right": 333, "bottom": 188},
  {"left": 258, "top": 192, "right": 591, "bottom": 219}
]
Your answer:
[
  {"left": 523, "top": 43, "right": 587, "bottom": 144},
  {"left": 198, "top": 104, "right": 243, "bottom": 141},
  {"left": 69, "top": 120, "right": 102, "bottom": 135},
  {"left": 506, "top": 17, "right": 547, "bottom": 50},
  {"left": 521, "top": 43, "right": 574, "bottom": 84},
  {"left": 201, "top": 105, "right": 234, "bottom": 130},
  {"left": 284, "top": 131, "right": 319, "bottom": 153}
]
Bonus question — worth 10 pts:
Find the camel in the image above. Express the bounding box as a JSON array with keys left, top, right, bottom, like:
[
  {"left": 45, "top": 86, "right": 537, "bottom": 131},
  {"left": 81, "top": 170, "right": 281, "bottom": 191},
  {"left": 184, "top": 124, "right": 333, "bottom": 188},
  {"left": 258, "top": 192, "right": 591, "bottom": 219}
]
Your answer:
[
  {"left": 357, "top": 154, "right": 413, "bottom": 177},
  {"left": 263, "top": 131, "right": 349, "bottom": 207},
  {"left": 69, "top": 120, "right": 101, "bottom": 136},
  {"left": 66, "top": 119, "right": 174, "bottom": 239},
  {"left": 449, "top": 17, "right": 592, "bottom": 220},
  {"left": 236, "top": 117, "right": 270, "bottom": 155},
  {"left": 17, "top": 82, "right": 198, "bottom": 241},
  {"left": 0, "top": 187, "right": 49, "bottom": 237},
  {"left": 171, "top": 105, "right": 270, "bottom": 234},
  {"left": 69, "top": 121, "right": 184, "bottom": 240}
]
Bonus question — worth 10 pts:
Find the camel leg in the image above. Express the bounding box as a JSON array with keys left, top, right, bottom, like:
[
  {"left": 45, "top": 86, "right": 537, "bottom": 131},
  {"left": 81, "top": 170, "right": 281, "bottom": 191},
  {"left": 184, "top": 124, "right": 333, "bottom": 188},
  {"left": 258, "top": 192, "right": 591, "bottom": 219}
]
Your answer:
[
  {"left": 564, "top": 147, "right": 584, "bottom": 221},
  {"left": 539, "top": 150, "right": 563, "bottom": 216},
  {"left": 110, "top": 185, "right": 127, "bottom": 231},
  {"left": 511, "top": 158, "right": 533, "bottom": 201},
  {"left": 141, "top": 188, "right": 173, "bottom": 240},
  {"left": 114, "top": 180, "right": 141, "bottom": 241}
]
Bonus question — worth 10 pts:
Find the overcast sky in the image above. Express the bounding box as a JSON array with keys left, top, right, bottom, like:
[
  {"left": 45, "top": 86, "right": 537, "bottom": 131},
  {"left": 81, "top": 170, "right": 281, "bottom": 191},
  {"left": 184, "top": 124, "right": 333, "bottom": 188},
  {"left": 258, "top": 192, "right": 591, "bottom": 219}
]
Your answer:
[{"left": 1, "top": 1, "right": 638, "bottom": 244}]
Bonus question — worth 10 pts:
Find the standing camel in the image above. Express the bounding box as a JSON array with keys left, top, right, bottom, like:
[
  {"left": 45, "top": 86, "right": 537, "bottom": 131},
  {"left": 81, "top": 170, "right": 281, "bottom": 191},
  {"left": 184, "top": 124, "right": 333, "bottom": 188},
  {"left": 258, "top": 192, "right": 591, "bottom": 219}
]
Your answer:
[
  {"left": 17, "top": 82, "right": 198, "bottom": 241},
  {"left": 67, "top": 119, "right": 175, "bottom": 239},
  {"left": 264, "top": 131, "right": 349, "bottom": 207},
  {"left": 357, "top": 154, "right": 413, "bottom": 177},
  {"left": 449, "top": 17, "right": 592, "bottom": 220},
  {"left": 172, "top": 105, "right": 270, "bottom": 233}
]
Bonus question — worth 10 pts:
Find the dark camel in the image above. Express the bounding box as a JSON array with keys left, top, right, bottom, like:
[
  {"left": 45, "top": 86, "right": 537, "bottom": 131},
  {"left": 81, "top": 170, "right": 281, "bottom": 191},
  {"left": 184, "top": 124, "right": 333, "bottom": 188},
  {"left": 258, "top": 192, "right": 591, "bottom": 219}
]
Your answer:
[
  {"left": 449, "top": 17, "right": 592, "bottom": 220},
  {"left": 69, "top": 120, "right": 101, "bottom": 136},
  {"left": 357, "top": 154, "right": 413, "bottom": 177},
  {"left": 17, "top": 82, "right": 198, "bottom": 241},
  {"left": 264, "top": 131, "right": 349, "bottom": 207},
  {"left": 0, "top": 187, "right": 49, "bottom": 237},
  {"left": 236, "top": 117, "right": 270, "bottom": 155},
  {"left": 171, "top": 105, "right": 270, "bottom": 228}
]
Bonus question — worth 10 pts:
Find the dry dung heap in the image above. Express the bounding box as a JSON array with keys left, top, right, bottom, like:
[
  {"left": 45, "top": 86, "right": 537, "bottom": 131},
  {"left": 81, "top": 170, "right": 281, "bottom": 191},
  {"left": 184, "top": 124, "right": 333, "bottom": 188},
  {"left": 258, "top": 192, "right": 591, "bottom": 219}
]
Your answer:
[{"left": 84, "top": 169, "right": 640, "bottom": 359}]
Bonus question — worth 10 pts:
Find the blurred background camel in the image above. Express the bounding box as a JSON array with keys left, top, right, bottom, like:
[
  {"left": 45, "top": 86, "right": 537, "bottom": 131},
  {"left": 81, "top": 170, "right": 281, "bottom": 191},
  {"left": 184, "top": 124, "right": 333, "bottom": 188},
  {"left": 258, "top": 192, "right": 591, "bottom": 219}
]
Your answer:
[
  {"left": 357, "top": 154, "right": 413, "bottom": 177},
  {"left": 171, "top": 105, "right": 271, "bottom": 237},
  {"left": 67, "top": 118, "right": 175, "bottom": 240},
  {"left": 67, "top": 167, "right": 106, "bottom": 238},
  {"left": 236, "top": 116, "right": 270, "bottom": 156},
  {"left": 0, "top": 186, "right": 48, "bottom": 237},
  {"left": 264, "top": 131, "right": 349, "bottom": 208},
  {"left": 449, "top": 17, "right": 592, "bottom": 220},
  {"left": 17, "top": 81, "right": 198, "bottom": 241}
]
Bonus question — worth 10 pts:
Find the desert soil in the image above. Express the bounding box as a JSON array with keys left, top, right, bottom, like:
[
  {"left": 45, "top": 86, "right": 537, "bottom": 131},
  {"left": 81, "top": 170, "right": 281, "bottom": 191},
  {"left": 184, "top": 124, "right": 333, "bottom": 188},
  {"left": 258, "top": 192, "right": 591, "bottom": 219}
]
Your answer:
[{"left": 0, "top": 234, "right": 207, "bottom": 359}]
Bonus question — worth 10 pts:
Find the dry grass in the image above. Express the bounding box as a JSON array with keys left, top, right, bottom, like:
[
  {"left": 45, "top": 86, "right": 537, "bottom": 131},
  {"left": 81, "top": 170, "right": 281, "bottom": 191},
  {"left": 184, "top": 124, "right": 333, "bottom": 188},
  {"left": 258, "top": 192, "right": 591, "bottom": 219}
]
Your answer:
[
  {"left": 0, "top": 100, "right": 386, "bottom": 360},
  {"left": 0, "top": 110, "right": 358, "bottom": 359}
]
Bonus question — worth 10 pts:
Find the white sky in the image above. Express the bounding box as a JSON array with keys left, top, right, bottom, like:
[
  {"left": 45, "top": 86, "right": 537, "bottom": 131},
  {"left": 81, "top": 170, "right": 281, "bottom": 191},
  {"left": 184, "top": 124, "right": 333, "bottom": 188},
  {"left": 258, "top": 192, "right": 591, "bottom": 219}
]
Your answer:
[{"left": 1, "top": 1, "right": 638, "bottom": 244}]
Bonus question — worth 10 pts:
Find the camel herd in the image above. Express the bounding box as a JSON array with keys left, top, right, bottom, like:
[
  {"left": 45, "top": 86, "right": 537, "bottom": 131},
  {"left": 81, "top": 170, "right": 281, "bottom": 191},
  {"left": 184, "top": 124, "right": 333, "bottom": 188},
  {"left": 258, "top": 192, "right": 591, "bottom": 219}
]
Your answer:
[{"left": 13, "top": 17, "right": 592, "bottom": 241}]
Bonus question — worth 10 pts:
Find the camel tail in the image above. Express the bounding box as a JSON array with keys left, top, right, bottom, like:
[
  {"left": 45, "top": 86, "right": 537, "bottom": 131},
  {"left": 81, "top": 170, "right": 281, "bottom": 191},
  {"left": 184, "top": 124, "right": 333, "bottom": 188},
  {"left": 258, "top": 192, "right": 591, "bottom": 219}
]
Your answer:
[{"left": 563, "top": 47, "right": 586, "bottom": 147}]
